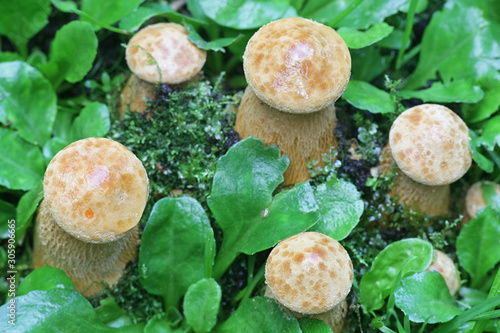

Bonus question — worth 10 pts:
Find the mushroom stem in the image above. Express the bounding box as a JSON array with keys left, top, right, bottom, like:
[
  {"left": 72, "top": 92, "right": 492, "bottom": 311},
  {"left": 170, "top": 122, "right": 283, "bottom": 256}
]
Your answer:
[
  {"left": 236, "top": 87, "right": 337, "bottom": 185},
  {"left": 33, "top": 200, "right": 139, "bottom": 296},
  {"left": 380, "top": 144, "right": 450, "bottom": 216}
]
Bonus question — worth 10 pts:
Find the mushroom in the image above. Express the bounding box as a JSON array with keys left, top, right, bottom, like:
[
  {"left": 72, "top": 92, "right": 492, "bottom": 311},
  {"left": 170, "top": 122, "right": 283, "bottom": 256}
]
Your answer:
[
  {"left": 235, "top": 17, "right": 351, "bottom": 185},
  {"left": 426, "top": 250, "right": 460, "bottom": 296},
  {"left": 264, "top": 232, "right": 353, "bottom": 333},
  {"left": 120, "top": 22, "right": 207, "bottom": 114},
  {"left": 33, "top": 137, "right": 149, "bottom": 296},
  {"left": 463, "top": 181, "right": 500, "bottom": 224},
  {"left": 380, "top": 104, "right": 472, "bottom": 216}
]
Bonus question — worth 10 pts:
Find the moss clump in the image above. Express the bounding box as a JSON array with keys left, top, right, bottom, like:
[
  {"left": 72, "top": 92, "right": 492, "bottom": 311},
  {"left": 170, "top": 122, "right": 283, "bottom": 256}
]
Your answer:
[{"left": 108, "top": 78, "right": 240, "bottom": 208}]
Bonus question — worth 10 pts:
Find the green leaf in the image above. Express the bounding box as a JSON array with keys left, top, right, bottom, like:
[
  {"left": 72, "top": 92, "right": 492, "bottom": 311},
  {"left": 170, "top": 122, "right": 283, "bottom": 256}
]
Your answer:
[
  {"left": 457, "top": 206, "right": 500, "bottom": 285},
  {"left": 119, "top": 3, "right": 172, "bottom": 32},
  {"left": 144, "top": 314, "right": 173, "bottom": 333},
  {"left": 0, "top": 289, "right": 117, "bottom": 332},
  {"left": 359, "top": 238, "right": 434, "bottom": 311},
  {"left": 337, "top": 23, "right": 394, "bottom": 49},
  {"left": 400, "top": 79, "right": 485, "bottom": 103},
  {"left": 208, "top": 138, "right": 319, "bottom": 279},
  {"left": 184, "top": 278, "right": 221, "bottom": 333},
  {"left": 0, "top": 200, "right": 16, "bottom": 239},
  {"left": 0, "top": 128, "right": 45, "bottom": 191},
  {"left": 463, "top": 72, "right": 500, "bottom": 123},
  {"left": 0, "top": 61, "right": 57, "bottom": 146},
  {"left": 198, "top": 0, "right": 297, "bottom": 29},
  {"left": 351, "top": 47, "right": 392, "bottom": 82},
  {"left": 405, "top": 3, "right": 499, "bottom": 89},
  {"left": 139, "top": 197, "right": 215, "bottom": 308},
  {"left": 310, "top": 178, "right": 364, "bottom": 241},
  {"left": 298, "top": 318, "right": 332, "bottom": 333},
  {"left": 70, "top": 102, "right": 110, "bottom": 142},
  {"left": 394, "top": 271, "right": 462, "bottom": 323},
  {"left": 301, "top": 0, "right": 408, "bottom": 29},
  {"left": 43, "top": 137, "right": 69, "bottom": 165},
  {"left": 43, "top": 21, "right": 98, "bottom": 85},
  {"left": 185, "top": 23, "right": 242, "bottom": 53},
  {"left": 81, "top": 0, "right": 144, "bottom": 31},
  {"left": 0, "top": 52, "right": 22, "bottom": 63},
  {"left": 17, "top": 267, "right": 75, "bottom": 296},
  {"left": 214, "top": 297, "right": 301, "bottom": 333},
  {"left": 0, "top": 0, "right": 51, "bottom": 56},
  {"left": 15, "top": 180, "right": 43, "bottom": 240},
  {"left": 482, "top": 182, "right": 500, "bottom": 210},
  {"left": 342, "top": 80, "right": 395, "bottom": 114},
  {"left": 375, "top": 29, "right": 410, "bottom": 49}
]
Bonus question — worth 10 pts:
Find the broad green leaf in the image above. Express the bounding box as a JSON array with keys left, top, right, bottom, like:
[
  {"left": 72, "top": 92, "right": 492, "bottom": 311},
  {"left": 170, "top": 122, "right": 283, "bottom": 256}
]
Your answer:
[
  {"left": 405, "top": 3, "right": 500, "bottom": 89},
  {"left": 449, "top": 0, "right": 500, "bottom": 24},
  {"left": 398, "top": 0, "right": 428, "bottom": 13},
  {"left": 119, "top": 3, "right": 203, "bottom": 32},
  {"left": 185, "top": 23, "right": 242, "bottom": 53},
  {"left": 198, "top": 0, "right": 296, "bottom": 29},
  {"left": 0, "top": 0, "right": 51, "bottom": 55},
  {"left": 310, "top": 177, "right": 364, "bottom": 241},
  {"left": 469, "top": 137, "right": 494, "bottom": 173},
  {"left": 50, "top": 0, "right": 77, "bottom": 12},
  {"left": 463, "top": 72, "right": 500, "bottom": 123},
  {"left": 375, "top": 30, "right": 409, "bottom": 49},
  {"left": 475, "top": 115, "right": 500, "bottom": 151},
  {"left": 0, "top": 52, "right": 22, "bottom": 63},
  {"left": 0, "top": 289, "right": 117, "bottom": 332},
  {"left": 394, "top": 271, "right": 462, "bottom": 323},
  {"left": 208, "top": 138, "right": 319, "bottom": 279},
  {"left": 342, "top": 80, "right": 395, "bottom": 114},
  {"left": 338, "top": 23, "right": 394, "bottom": 49},
  {"left": 214, "top": 297, "right": 301, "bottom": 333},
  {"left": 17, "top": 267, "right": 74, "bottom": 296},
  {"left": 301, "top": 0, "right": 408, "bottom": 29},
  {"left": 144, "top": 314, "right": 173, "bottom": 333},
  {"left": 400, "top": 80, "right": 484, "bottom": 103},
  {"left": 457, "top": 206, "right": 500, "bottom": 284},
  {"left": 0, "top": 61, "right": 57, "bottom": 146},
  {"left": 482, "top": 182, "right": 500, "bottom": 210},
  {"left": 139, "top": 197, "right": 215, "bottom": 308},
  {"left": 119, "top": 3, "right": 172, "bottom": 32},
  {"left": 70, "top": 102, "right": 110, "bottom": 142},
  {"left": 183, "top": 278, "right": 221, "bottom": 333},
  {"left": 359, "top": 238, "right": 433, "bottom": 311},
  {"left": 0, "top": 200, "right": 16, "bottom": 239},
  {"left": 44, "top": 21, "right": 98, "bottom": 85},
  {"left": 298, "top": 318, "right": 332, "bottom": 332},
  {"left": 351, "top": 47, "right": 391, "bottom": 82},
  {"left": 15, "top": 180, "right": 43, "bottom": 240},
  {"left": 0, "top": 128, "right": 45, "bottom": 191},
  {"left": 43, "top": 137, "right": 69, "bottom": 165},
  {"left": 95, "top": 298, "right": 142, "bottom": 329},
  {"left": 81, "top": 0, "right": 144, "bottom": 31}
]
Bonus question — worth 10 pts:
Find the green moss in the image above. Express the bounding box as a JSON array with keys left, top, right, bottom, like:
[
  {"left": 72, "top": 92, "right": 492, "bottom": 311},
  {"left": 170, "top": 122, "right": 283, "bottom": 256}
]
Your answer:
[{"left": 107, "top": 77, "right": 240, "bottom": 208}]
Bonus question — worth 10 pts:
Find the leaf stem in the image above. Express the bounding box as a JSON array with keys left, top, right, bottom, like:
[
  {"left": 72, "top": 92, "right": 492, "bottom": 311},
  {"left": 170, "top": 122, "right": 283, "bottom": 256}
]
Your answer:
[
  {"left": 212, "top": 245, "right": 239, "bottom": 281},
  {"left": 395, "top": 0, "right": 419, "bottom": 73},
  {"left": 234, "top": 262, "right": 265, "bottom": 305}
]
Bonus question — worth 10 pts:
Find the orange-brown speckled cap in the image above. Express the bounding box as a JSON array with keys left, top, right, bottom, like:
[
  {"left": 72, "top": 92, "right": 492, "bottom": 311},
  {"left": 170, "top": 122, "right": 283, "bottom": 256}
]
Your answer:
[
  {"left": 243, "top": 17, "right": 351, "bottom": 114},
  {"left": 265, "top": 232, "right": 353, "bottom": 315},
  {"left": 125, "top": 23, "right": 207, "bottom": 84},
  {"left": 43, "top": 138, "right": 149, "bottom": 243},
  {"left": 389, "top": 104, "right": 472, "bottom": 186}
]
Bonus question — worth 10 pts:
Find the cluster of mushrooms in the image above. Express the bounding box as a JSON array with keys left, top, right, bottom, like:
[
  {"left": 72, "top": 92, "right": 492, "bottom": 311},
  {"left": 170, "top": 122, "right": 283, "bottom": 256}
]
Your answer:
[{"left": 33, "top": 15, "right": 492, "bottom": 332}]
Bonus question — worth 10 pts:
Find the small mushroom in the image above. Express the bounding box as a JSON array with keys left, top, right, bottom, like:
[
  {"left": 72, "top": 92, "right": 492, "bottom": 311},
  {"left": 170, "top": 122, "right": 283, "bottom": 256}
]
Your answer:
[
  {"left": 120, "top": 22, "right": 207, "bottom": 114},
  {"left": 265, "top": 232, "right": 353, "bottom": 333},
  {"left": 381, "top": 104, "right": 472, "bottom": 216},
  {"left": 236, "top": 17, "right": 351, "bottom": 185},
  {"left": 426, "top": 250, "right": 460, "bottom": 296},
  {"left": 463, "top": 181, "right": 500, "bottom": 224},
  {"left": 33, "top": 137, "right": 149, "bottom": 296}
]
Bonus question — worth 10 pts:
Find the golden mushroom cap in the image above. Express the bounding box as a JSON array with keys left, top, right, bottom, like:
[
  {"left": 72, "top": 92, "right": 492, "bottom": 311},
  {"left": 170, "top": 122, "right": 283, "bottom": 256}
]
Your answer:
[
  {"left": 43, "top": 138, "right": 149, "bottom": 243},
  {"left": 125, "top": 23, "right": 207, "bottom": 84},
  {"left": 465, "top": 181, "right": 500, "bottom": 220},
  {"left": 243, "top": 17, "right": 351, "bottom": 114},
  {"left": 389, "top": 104, "right": 472, "bottom": 186},
  {"left": 265, "top": 232, "right": 353, "bottom": 315}
]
